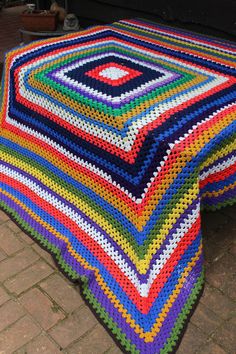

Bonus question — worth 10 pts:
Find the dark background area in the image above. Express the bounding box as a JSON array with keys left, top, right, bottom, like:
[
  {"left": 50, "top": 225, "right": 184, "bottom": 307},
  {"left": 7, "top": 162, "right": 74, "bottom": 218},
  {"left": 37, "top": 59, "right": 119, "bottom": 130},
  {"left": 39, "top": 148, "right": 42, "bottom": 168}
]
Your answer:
[{"left": 38, "top": 0, "right": 236, "bottom": 40}]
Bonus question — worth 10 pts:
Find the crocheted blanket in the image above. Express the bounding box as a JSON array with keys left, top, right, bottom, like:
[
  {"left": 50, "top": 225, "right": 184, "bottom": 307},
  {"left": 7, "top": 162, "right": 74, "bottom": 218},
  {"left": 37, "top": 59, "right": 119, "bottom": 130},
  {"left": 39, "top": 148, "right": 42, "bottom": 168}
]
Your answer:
[{"left": 0, "top": 18, "right": 236, "bottom": 354}]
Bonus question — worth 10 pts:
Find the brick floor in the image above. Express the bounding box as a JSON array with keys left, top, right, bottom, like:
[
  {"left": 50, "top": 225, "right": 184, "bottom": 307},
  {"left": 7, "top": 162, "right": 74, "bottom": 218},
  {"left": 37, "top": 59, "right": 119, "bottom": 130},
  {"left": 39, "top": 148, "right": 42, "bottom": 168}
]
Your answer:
[{"left": 0, "top": 6, "right": 236, "bottom": 354}]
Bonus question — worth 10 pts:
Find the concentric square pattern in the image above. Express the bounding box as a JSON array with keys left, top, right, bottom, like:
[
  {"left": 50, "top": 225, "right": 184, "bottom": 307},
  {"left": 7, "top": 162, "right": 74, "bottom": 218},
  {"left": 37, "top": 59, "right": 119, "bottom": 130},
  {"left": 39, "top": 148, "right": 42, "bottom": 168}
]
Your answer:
[
  {"left": 85, "top": 62, "right": 143, "bottom": 86},
  {"left": 6, "top": 31, "right": 228, "bottom": 155},
  {"left": 1, "top": 17, "right": 236, "bottom": 354}
]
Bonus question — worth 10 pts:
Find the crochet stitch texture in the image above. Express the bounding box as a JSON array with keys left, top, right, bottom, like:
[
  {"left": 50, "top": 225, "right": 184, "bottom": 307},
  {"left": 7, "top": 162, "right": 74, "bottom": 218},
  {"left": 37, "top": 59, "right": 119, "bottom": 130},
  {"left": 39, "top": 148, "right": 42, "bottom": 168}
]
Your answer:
[{"left": 0, "top": 18, "right": 236, "bottom": 354}]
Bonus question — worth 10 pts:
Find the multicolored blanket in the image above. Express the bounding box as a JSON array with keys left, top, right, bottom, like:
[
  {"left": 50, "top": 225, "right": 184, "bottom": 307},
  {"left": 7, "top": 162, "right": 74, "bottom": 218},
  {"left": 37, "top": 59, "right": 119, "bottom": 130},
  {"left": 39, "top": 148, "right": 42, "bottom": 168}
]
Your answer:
[{"left": 0, "top": 18, "right": 236, "bottom": 354}]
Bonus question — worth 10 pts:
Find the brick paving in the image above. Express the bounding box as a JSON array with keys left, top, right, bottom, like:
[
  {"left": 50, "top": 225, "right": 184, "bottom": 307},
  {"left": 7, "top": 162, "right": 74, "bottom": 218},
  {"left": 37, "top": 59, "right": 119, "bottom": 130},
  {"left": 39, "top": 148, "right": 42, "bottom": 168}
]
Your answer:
[{"left": 0, "top": 5, "right": 236, "bottom": 354}]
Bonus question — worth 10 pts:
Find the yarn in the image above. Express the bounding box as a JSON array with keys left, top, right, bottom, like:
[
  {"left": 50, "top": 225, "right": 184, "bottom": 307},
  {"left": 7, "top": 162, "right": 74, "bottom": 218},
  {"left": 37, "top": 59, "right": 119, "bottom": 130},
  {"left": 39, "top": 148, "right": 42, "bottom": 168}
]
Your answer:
[{"left": 0, "top": 18, "right": 235, "bottom": 354}]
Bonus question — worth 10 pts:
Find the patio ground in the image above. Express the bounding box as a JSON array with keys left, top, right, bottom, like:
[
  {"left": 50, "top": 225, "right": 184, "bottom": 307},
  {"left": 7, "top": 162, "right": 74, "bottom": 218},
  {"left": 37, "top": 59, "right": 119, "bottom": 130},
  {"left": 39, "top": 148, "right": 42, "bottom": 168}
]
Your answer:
[{"left": 0, "top": 5, "right": 236, "bottom": 354}]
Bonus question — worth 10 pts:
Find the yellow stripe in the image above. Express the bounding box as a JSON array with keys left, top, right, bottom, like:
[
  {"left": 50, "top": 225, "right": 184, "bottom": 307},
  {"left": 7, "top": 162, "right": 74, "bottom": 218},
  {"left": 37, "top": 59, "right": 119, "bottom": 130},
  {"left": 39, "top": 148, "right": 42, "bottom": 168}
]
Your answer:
[
  {"left": 0, "top": 188, "right": 203, "bottom": 340},
  {"left": 144, "top": 244, "right": 202, "bottom": 341},
  {"left": 28, "top": 53, "right": 207, "bottom": 127},
  {"left": 1, "top": 151, "right": 140, "bottom": 267},
  {"left": 1, "top": 108, "right": 234, "bottom": 272},
  {"left": 1, "top": 148, "right": 200, "bottom": 273},
  {"left": 138, "top": 110, "right": 235, "bottom": 230},
  {"left": 1, "top": 149, "right": 198, "bottom": 273},
  {"left": 1, "top": 129, "right": 194, "bottom": 232},
  {"left": 118, "top": 23, "right": 236, "bottom": 64},
  {"left": 201, "top": 139, "right": 236, "bottom": 170},
  {"left": 202, "top": 180, "right": 236, "bottom": 198}
]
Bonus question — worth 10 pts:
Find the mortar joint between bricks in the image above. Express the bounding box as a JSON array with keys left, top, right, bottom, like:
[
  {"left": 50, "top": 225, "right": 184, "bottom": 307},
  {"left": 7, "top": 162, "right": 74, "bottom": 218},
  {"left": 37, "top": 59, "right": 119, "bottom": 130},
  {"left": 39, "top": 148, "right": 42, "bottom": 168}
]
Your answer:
[
  {"left": 63, "top": 322, "right": 100, "bottom": 352},
  {"left": 35, "top": 284, "right": 68, "bottom": 317},
  {"left": 12, "top": 331, "right": 64, "bottom": 354},
  {"left": 205, "top": 280, "right": 236, "bottom": 303},
  {"left": 2, "top": 257, "right": 54, "bottom": 291}
]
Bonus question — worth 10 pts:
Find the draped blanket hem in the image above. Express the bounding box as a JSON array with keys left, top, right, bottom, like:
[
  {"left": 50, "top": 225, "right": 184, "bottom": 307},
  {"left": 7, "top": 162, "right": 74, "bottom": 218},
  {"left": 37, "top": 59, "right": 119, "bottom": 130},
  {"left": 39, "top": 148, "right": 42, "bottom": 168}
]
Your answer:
[{"left": 1, "top": 17, "right": 236, "bottom": 354}]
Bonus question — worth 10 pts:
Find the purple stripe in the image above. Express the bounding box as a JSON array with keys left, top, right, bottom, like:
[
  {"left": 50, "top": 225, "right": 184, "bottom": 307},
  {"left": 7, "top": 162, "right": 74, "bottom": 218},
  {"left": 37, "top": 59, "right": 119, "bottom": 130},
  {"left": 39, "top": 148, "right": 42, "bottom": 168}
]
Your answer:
[
  {"left": 150, "top": 257, "right": 203, "bottom": 352},
  {"left": 200, "top": 150, "right": 236, "bottom": 175},
  {"left": 202, "top": 185, "right": 236, "bottom": 206},
  {"left": 0, "top": 190, "right": 203, "bottom": 352},
  {"left": 87, "top": 255, "right": 203, "bottom": 352},
  {"left": 50, "top": 71, "right": 179, "bottom": 108},
  {"left": 1, "top": 160, "right": 135, "bottom": 269},
  {"left": 45, "top": 51, "right": 181, "bottom": 108},
  {"left": 0, "top": 192, "right": 66, "bottom": 250},
  {"left": 143, "top": 197, "right": 199, "bottom": 281},
  {"left": 1, "top": 160, "right": 200, "bottom": 283}
]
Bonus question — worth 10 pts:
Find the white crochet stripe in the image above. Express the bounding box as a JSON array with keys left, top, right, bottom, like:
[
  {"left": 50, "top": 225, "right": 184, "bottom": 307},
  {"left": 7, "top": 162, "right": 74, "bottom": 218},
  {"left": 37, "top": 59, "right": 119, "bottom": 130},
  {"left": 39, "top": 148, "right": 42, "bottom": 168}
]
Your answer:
[
  {"left": 141, "top": 203, "right": 200, "bottom": 297},
  {"left": 8, "top": 103, "right": 234, "bottom": 206},
  {"left": 17, "top": 64, "right": 227, "bottom": 152},
  {"left": 169, "top": 102, "right": 236, "bottom": 150},
  {"left": 121, "top": 20, "right": 236, "bottom": 56},
  {"left": 0, "top": 164, "right": 199, "bottom": 297},
  {"left": 100, "top": 67, "right": 128, "bottom": 79},
  {"left": 6, "top": 115, "right": 171, "bottom": 205},
  {"left": 8, "top": 32, "right": 228, "bottom": 151},
  {"left": 200, "top": 155, "right": 236, "bottom": 180},
  {"left": 10, "top": 28, "right": 110, "bottom": 64},
  {"left": 113, "top": 26, "right": 236, "bottom": 69}
]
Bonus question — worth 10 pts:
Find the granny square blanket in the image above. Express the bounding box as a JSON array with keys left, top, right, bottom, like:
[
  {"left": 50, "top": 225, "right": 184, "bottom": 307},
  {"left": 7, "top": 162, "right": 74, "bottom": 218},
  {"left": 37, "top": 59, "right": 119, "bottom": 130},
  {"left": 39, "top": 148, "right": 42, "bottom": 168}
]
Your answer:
[{"left": 0, "top": 18, "right": 236, "bottom": 353}]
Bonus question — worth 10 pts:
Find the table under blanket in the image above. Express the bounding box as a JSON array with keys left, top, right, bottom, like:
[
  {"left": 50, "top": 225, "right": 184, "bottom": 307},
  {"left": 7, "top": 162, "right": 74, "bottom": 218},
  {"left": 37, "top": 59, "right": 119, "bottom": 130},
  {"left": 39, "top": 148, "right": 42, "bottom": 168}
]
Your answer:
[{"left": 0, "top": 18, "right": 236, "bottom": 354}]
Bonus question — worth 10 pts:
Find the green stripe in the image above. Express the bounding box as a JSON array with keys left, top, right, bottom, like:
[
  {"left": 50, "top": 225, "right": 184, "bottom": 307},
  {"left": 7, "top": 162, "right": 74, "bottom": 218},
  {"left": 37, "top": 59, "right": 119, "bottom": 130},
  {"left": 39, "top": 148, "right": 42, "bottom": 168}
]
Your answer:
[
  {"left": 161, "top": 271, "right": 204, "bottom": 353},
  {"left": 2, "top": 143, "right": 199, "bottom": 258},
  {"left": 0, "top": 197, "right": 205, "bottom": 354},
  {"left": 0, "top": 201, "right": 79, "bottom": 279},
  {"left": 202, "top": 195, "right": 236, "bottom": 211},
  {"left": 1, "top": 144, "right": 138, "bottom": 252},
  {"left": 33, "top": 45, "right": 194, "bottom": 117},
  {"left": 114, "top": 21, "right": 236, "bottom": 62},
  {"left": 82, "top": 270, "right": 204, "bottom": 354}
]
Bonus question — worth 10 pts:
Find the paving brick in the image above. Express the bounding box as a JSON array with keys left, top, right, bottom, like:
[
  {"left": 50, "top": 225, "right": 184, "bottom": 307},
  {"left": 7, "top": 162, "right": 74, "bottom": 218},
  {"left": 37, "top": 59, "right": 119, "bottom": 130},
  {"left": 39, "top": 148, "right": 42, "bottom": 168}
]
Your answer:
[
  {"left": 5, "top": 220, "right": 22, "bottom": 234},
  {"left": 201, "top": 211, "right": 228, "bottom": 237},
  {"left": 203, "top": 230, "right": 233, "bottom": 263},
  {"left": 203, "top": 223, "right": 235, "bottom": 263},
  {"left": 229, "top": 243, "right": 236, "bottom": 256},
  {"left": 206, "top": 253, "right": 235, "bottom": 289},
  {"left": 228, "top": 315, "right": 236, "bottom": 327},
  {"left": 197, "top": 341, "right": 227, "bottom": 354},
  {"left": 19, "top": 288, "right": 65, "bottom": 330},
  {"left": 221, "top": 204, "right": 236, "bottom": 220},
  {"left": 0, "top": 287, "right": 10, "bottom": 306},
  {"left": 17, "top": 231, "right": 34, "bottom": 245},
  {"left": 49, "top": 306, "right": 97, "bottom": 348},
  {"left": 107, "top": 347, "right": 124, "bottom": 354},
  {"left": 0, "top": 316, "right": 41, "bottom": 353},
  {"left": 67, "top": 324, "right": 114, "bottom": 354},
  {"left": 4, "top": 260, "right": 54, "bottom": 295},
  {"left": 0, "top": 210, "right": 9, "bottom": 223},
  {"left": 0, "top": 225, "right": 24, "bottom": 256},
  {"left": 212, "top": 320, "right": 236, "bottom": 353},
  {"left": 200, "top": 284, "right": 235, "bottom": 320},
  {"left": 0, "top": 249, "right": 7, "bottom": 262},
  {"left": 221, "top": 273, "right": 236, "bottom": 301},
  {"left": 32, "top": 244, "right": 56, "bottom": 269},
  {"left": 0, "top": 300, "right": 25, "bottom": 332},
  {"left": 176, "top": 323, "right": 208, "bottom": 354},
  {"left": 40, "top": 273, "right": 83, "bottom": 313},
  {"left": 22, "top": 334, "right": 62, "bottom": 354},
  {"left": 0, "top": 248, "right": 39, "bottom": 282},
  {"left": 190, "top": 302, "right": 222, "bottom": 335}
]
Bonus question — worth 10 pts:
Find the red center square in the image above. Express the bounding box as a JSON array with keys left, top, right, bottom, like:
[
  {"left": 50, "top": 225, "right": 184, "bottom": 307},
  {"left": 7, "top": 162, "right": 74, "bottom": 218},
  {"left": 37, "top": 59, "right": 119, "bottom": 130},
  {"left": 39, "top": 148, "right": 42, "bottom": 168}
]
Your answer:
[{"left": 85, "top": 62, "right": 142, "bottom": 86}]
